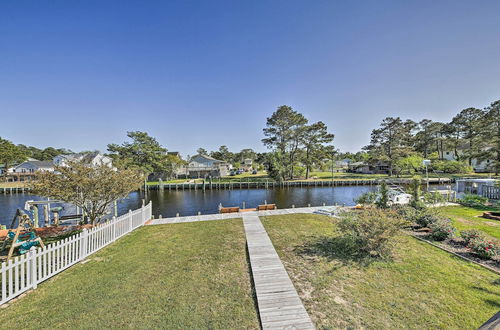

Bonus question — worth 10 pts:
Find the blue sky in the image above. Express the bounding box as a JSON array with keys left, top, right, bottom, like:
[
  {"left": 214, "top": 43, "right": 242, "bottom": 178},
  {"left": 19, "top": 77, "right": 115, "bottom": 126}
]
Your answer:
[{"left": 1, "top": 1, "right": 499, "bottom": 156}]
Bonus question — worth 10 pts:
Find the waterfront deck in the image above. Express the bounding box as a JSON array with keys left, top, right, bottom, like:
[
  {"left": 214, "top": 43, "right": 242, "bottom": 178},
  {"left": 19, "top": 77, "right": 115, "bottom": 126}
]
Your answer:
[{"left": 148, "top": 206, "right": 330, "bottom": 225}]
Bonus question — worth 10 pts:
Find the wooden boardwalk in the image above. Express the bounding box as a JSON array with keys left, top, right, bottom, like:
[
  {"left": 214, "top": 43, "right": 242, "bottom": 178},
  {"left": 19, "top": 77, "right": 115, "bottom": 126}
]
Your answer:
[
  {"left": 243, "top": 215, "right": 314, "bottom": 329},
  {"left": 148, "top": 206, "right": 335, "bottom": 225}
]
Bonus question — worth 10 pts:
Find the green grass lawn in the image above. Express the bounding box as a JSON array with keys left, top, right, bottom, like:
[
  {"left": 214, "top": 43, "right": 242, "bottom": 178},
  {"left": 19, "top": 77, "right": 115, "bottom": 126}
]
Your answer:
[
  {"left": 1, "top": 220, "right": 259, "bottom": 329},
  {"left": 438, "top": 205, "right": 500, "bottom": 240},
  {"left": 147, "top": 172, "right": 498, "bottom": 185},
  {"left": 306, "top": 171, "right": 499, "bottom": 181},
  {"left": 261, "top": 213, "right": 500, "bottom": 329}
]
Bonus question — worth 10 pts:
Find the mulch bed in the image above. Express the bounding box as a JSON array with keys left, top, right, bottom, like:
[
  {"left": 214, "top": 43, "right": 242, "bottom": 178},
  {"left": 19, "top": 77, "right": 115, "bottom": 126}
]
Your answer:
[{"left": 410, "top": 228, "right": 500, "bottom": 273}]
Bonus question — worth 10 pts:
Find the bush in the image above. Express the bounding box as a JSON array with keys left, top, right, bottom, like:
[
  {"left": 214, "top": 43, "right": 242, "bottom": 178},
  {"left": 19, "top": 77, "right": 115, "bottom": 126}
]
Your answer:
[
  {"left": 392, "top": 204, "right": 420, "bottom": 223},
  {"left": 423, "top": 191, "right": 446, "bottom": 204},
  {"left": 432, "top": 160, "right": 473, "bottom": 174},
  {"left": 415, "top": 210, "right": 442, "bottom": 228},
  {"left": 460, "top": 230, "right": 483, "bottom": 245},
  {"left": 336, "top": 208, "right": 406, "bottom": 258},
  {"left": 459, "top": 194, "right": 489, "bottom": 208},
  {"left": 355, "top": 192, "right": 377, "bottom": 205},
  {"left": 468, "top": 237, "right": 499, "bottom": 259},
  {"left": 429, "top": 218, "right": 455, "bottom": 241},
  {"left": 375, "top": 181, "right": 389, "bottom": 209}
]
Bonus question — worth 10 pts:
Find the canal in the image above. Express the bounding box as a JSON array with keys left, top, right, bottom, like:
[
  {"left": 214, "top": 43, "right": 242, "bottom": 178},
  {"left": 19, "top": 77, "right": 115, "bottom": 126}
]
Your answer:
[{"left": 0, "top": 185, "right": 379, "bottom": 226}]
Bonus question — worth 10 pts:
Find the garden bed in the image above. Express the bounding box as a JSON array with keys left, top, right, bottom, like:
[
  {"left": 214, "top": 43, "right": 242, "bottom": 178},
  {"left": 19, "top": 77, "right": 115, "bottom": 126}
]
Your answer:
[{"left": 410, "top": 229, "right": 500, "bottom": 273}]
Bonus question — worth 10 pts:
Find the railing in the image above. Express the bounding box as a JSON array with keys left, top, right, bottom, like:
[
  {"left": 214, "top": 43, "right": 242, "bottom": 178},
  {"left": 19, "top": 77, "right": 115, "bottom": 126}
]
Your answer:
[
  {"left": 0, "top": 201, "right": 152, "bottom": 306},
  {"left": 482, "top": 185, "right": 500, "bottom": 200}
]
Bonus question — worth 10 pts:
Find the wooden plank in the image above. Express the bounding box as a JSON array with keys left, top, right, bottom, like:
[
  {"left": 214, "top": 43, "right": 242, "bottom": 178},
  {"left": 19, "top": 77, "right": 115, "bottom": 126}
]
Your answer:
[{"left": 243, "top": 215, "right": 314, "bottom": 330}]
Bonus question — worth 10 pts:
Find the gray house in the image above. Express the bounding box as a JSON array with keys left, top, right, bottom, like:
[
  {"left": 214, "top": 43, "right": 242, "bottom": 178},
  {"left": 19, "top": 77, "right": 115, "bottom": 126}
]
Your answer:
[
  {"left": 185, "top": 154, "right": 230, "bottom": 178},
  {"left": 9, "top": 160, "right": 55, "bottom": 181}
]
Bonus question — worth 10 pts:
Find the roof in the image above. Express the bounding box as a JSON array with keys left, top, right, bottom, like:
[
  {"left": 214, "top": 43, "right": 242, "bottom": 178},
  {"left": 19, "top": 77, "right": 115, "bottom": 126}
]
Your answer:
[
  {"left": 349, "top": 161, "right": 366, "bottom": 167},
  {"left": 17, "top": 161, "right": 53, "bottom": 169},
  {"left": 191, "top": 154, "right": 224, "bottom": 163}
]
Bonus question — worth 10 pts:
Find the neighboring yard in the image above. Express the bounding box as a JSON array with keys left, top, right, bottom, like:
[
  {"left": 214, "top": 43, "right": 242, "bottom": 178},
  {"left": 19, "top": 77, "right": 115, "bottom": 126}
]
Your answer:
[
  {"left": 261, "top": 213, "right": 500, "bottom": 329},
  {"left": 438, "top": 205, "right": 500, "bottom": 240},
  {"left": 1, "top": 220, "right": 259, "bottom": 329},
  {"left": 148, "top": 172, "right": 499, "bottom": 184},
  {"left": 0, "top": 182, "right": 27, "bottom": 189}
]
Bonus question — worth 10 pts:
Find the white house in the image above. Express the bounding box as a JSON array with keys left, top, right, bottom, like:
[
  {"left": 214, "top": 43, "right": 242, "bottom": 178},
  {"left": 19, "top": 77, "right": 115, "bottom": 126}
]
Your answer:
[
  {"left": 185, "top": 154, "right": 230, "bottom": 178},
  {"left": 443, "top": 147, "right": 494, "bottom": 173},
  {"left": 242, "top": 158, "right": 253, "bottom": 172},
  {"left": 53, "top": 152, "right": 113, "bottom": 168}
]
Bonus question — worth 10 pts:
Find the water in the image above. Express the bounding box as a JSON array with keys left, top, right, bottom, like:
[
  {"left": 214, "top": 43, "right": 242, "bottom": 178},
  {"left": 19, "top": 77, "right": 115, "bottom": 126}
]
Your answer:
[
  {"left": 0, "top": 186, "right": 377, "bottom": 226},
  {"left": 0, "top": 191, "right": 144, "bottom": 227}
]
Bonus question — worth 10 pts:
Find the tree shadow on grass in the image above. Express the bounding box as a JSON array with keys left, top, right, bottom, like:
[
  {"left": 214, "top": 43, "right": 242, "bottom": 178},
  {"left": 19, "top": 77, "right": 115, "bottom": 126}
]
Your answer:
[{"left": 293, "top": 235, "right": 392, "bottom": 267}]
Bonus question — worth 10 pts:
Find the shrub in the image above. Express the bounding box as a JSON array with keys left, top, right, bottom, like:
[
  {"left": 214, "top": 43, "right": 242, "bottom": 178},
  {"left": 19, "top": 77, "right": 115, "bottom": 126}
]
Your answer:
[
  {"left": 429, "top": 218, "right": 455, "bottom": 241},
  {"left": 460, "top": 230, "right": 483, "bottom": 245},
  {"left": 432, "top": 160, "right": 473, "bottom": 174},
  {"left": 336, "top": 208, "right": 406, "bottom": 258},
  {"left": 375, "top": 181, "right": 390, "bottom": 209},
  {"left": 423, "top": 191, "right": 446, "bottom": 204},
  {"left": 415, "top": 210, "right": 442, "bottom": 228},
  {"left": 392, "top": 204, "right": 420, "bottom": 223},
  {"left": 355, "top": 192, "right": 377, "bottom": 205},
  {"left": 468, "top": 237, "right": 499, "bottom": 259},
  {"left": 408, "top": 176, "right": 422, "bottom": 208},
  {"left": 459, "top": 194, "right": 489, "bottom": 208}
]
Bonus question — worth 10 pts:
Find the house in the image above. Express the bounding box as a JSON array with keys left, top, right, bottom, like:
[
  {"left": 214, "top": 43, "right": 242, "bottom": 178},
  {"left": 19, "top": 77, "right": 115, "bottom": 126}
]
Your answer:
[
  {"left": 241, "top": 158, "right": 253, "bottom": 172},
  {"left": 348, "top": 162, "right": 371, "bottom": 174},
  {"left": 443, "top": 146, "right": 495, "bottom": 173},
  {"left": 8, "top": 160, "right": 55, "bottom": 181},
  {"left": 185, "top": 154, "right": 230, "bottom": 178},
  {"left": 347, "top": 161, "right": 390, "bottom": 174},
  {"left": 53, "top": 152, "right": 113, "bottom": 168},
  {"left": 455, "top": 179, "right": 497, "bottom": 198}
]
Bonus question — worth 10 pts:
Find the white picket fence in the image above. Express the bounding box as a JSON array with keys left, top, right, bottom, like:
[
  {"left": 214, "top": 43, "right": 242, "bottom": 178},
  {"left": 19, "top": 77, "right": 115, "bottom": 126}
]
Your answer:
[{"left": 0, "top": 201, "right": 152, "bottom": 306}]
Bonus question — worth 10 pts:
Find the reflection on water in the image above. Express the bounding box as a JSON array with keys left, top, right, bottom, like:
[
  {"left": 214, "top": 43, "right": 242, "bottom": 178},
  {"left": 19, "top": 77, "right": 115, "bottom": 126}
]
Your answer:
[
  {"left": 147, "top": 186, "right": 377, "bottom": 218},
  {"left": 1, "top": 185, "right": 399, "bottom": 225}
]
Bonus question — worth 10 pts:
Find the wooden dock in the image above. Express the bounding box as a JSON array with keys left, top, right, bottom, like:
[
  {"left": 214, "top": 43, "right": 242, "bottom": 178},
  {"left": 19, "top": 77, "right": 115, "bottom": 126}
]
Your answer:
[
  {"left": 148, "top": 205, "right": 332, "bottom": 225},
  {"left": 244, "top": 215, "right": 314, "bottom": 329},
  {"left": 147, "top": 177, "right": 452, "bottom": 191}
]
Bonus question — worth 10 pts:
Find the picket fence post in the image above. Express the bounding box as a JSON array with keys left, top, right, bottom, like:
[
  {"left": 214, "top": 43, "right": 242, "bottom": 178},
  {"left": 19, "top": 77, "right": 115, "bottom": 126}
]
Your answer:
[
  {"left": 128, "top": 210, "right": 132, "bottom": 233},
  {"left": 112, "top": 216, "right": 117, "bottom": 241},
  {"left": 142, "top": 205, "right": 146, "bottom": 225},
  {"left": 29, "top": 248, "right": 38, "bottom": 289},
  {"left": 81, "top": 229, "right": 88, "bottom": 259}
]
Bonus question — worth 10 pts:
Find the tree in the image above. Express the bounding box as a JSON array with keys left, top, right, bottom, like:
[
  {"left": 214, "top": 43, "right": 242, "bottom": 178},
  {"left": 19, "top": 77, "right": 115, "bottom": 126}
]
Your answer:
[
  {"left": 449, "top": 108, "right": 484, "bottom": 165},
  {"left": 0, "top": 138, "right": 26, "bottom": 180},
  {"left": 408, "top": 176, "right": 424, "bottom": 209},
  {"left": 237, "top": 148, "right": 257, "bottom": 162},
  {"left": 395, "top": 154, "right": 424, "bottom": 175},
  {"left": 107, "top": 131, "right": 168, "bottom": 176},
  {"left": 31, "top": 161, "right": 143, "bottom": 225},
  {"left": 262, "top": 105, "right": 308, "bottom": 180},
  {"left": 478, "top": 100, "right": 500, "bottom": 174},
  {"left": 375, "top": 181, "right": 390, "bottom": 209},
  {"left": 300, "top": 122, "right": 334, "bottom": 179},
  {"left": 414, "top": 119, "right": 439, "bottom": 158},
  {"left": 364, "top": 117, "right": 415, "bottom": 176},
  {"left": 196, "top": 147, "right": 208, "bottom": 155},
  {"left": 210, "top": 145, "right": 233, "bottom": 162}
]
